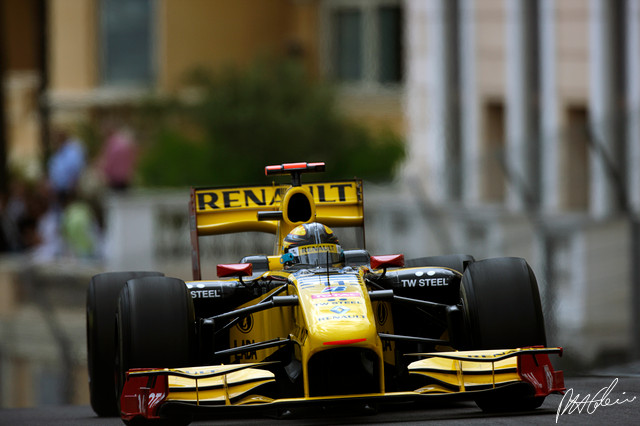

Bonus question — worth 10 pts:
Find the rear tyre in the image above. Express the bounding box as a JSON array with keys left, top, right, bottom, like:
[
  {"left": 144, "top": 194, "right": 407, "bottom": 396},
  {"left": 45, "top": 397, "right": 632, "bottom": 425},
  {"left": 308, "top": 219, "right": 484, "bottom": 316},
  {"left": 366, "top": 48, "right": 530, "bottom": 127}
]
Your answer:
[
  {"left": 405, "top": 254, "right": 475, "bottom": 273},
  {"left": 115, "top": 276, "right": 196, "bottom": 402},
  {"left": 86, "top": 271, "right": 163, "bottom": 417},
  {"left": 460, "top": 257, "right": 547, "bottom": 411}
]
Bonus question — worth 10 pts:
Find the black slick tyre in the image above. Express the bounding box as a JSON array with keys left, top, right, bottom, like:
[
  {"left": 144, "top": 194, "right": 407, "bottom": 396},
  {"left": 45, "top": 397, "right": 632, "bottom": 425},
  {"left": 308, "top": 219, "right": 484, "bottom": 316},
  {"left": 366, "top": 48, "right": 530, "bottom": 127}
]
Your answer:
[
  {"left": 115, "top": 276, "right": 196, "bottom": 401},
  {"left": 460, "top": 257, "right": 546, "bottom": 349},
  {"left": 460, "top": 257, "right": 547, "bottom": 412},
  {"left": 86, "top": 271, "right": 163, "bottom": 417}
]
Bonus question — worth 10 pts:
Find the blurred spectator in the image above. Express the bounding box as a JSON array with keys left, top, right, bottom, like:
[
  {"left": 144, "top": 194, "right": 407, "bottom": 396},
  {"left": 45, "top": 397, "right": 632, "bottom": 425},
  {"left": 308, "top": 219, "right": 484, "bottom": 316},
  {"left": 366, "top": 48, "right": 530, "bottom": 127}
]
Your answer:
[
  {"left": 61, "top": 191, "right": 103, "bottom": 260},
  {"left": 27, "top": 181, "right": 103, "bottom": 262},
  {"left": 1, "top": 126, "right": 106, "bottom": 263},
  {"left": 1, "top": 180, "right": 37, "bottom": 253},
  {"left": 48, "top": 128, "right": 86, "bottom": 198},
  {"left": 30, "top": 180, "right": 64, "bottom": 262},
  {"left": 0, "top": 189, "right": 21, "bottom": 252},
  {"left": 98, "top": 125, "right": 138, "bottom": 190}
]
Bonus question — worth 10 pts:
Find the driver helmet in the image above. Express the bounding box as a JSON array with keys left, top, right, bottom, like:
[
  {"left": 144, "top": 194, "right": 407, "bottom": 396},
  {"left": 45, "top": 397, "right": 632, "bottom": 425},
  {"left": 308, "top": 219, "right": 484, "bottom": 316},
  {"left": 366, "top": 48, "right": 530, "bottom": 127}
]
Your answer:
[{"left": 281, "top": 222, "right": 343, "bottom": 267}]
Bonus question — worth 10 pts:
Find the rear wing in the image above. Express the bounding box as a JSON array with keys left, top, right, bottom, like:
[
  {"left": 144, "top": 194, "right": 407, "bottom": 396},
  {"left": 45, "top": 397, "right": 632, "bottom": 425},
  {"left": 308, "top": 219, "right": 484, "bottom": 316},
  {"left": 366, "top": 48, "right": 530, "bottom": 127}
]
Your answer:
[
  {"left": 189, "top": 164, "right": 364, "bottom": 279},
  {"left": 190, "top": 181, "right": 363, "bottom": 235}
]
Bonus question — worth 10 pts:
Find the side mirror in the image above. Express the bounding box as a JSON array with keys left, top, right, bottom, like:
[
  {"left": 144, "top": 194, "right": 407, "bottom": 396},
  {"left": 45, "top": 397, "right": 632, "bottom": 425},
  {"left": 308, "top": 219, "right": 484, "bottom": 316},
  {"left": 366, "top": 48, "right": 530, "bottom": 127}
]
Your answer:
[
  {"left": 217, "top": 263, "right": 253, "bottom": 280},
  {"left": 343, "top": 249, "right": 371, "bottom": 267},
  {"left": 370, "top": 254, "right": 405, "bottom": 270}
]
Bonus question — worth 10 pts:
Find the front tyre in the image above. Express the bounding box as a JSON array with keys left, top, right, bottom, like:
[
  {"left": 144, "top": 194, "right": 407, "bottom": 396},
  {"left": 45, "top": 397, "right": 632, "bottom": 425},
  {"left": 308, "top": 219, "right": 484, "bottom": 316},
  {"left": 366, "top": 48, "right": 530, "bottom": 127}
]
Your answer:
[
  {"left": 460, "top": 257, "right": 547, "bottom": 412},
  {"left": 115, "top": 276, "right": 196, "bottom": 403},
  {"left": 86, "top": 271, "right": 163, "bottom": 417},
  {"left": 461, "top": 257, "right": 546, "bottom": 349}
]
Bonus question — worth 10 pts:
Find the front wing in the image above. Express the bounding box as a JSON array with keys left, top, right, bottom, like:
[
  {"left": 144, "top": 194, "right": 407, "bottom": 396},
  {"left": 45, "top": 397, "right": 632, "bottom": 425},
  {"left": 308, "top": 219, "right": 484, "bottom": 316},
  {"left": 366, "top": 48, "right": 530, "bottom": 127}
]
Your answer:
[{"left": 120, "top": 347, "right": 564, "bottom": 422}]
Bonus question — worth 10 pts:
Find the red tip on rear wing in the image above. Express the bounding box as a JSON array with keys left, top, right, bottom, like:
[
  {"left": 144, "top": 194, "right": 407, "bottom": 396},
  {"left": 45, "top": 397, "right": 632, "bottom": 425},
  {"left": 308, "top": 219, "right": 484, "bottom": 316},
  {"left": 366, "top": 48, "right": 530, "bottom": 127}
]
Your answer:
[{"left": 265, "top": 162, "right": 326, "bottom": 176}]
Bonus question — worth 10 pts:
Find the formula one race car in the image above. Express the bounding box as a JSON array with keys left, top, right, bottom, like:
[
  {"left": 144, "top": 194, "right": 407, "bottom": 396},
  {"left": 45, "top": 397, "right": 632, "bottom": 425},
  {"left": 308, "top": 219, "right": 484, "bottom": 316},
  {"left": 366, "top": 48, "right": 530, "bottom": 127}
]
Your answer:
[{"left": 86, "top": 162, "right": 564, "bottom": 424}]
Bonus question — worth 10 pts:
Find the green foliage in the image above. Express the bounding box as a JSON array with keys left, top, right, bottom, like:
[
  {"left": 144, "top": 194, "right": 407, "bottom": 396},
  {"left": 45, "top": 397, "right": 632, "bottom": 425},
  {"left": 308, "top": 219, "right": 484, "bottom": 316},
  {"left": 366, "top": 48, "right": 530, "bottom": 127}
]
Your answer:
[
  {"left": 137, "top": 129, "right": 214, "bottom": 187},
  {"left": 137, "top": 59, "right": 405, "bottom": 187}
]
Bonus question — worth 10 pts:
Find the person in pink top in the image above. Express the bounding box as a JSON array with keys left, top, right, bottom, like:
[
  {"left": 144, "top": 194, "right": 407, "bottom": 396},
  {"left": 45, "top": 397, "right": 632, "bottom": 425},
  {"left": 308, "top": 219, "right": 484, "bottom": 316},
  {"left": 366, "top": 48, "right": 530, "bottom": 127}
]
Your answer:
[{"left": 99, "top": 126, "right": 138, "bottom": 190}]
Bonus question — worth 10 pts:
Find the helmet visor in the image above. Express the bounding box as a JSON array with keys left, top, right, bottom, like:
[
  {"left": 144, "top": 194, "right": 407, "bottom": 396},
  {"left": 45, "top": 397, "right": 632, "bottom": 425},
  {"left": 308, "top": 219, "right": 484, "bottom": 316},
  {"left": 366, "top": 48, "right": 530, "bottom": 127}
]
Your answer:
[{"left": 288, "top": 244, "right": 342, "bottom": 267}]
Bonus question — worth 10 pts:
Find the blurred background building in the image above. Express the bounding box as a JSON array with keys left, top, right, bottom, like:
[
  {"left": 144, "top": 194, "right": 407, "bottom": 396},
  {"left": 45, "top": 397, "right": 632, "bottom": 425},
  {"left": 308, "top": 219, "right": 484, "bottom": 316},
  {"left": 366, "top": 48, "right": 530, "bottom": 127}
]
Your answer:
[{"left": 0, "top": 0, "right": 638, "bottom": 408}]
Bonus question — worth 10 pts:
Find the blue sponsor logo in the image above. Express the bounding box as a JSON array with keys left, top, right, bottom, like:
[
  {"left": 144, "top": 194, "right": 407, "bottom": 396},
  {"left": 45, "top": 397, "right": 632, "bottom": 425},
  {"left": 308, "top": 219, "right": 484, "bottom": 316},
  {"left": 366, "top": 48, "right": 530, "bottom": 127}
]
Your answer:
[{"left": 322, "top": 285, "right": 347, "bottom": 293}]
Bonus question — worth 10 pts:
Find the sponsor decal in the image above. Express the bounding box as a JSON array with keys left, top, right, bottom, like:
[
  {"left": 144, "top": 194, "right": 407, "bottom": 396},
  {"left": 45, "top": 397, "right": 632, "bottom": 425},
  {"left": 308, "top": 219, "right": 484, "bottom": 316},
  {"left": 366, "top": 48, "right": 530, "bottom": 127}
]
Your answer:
[
  {"left": 382, "top": 340, "right": 393, "bottom": 352},
  {"left": 317, "top": 314, "right": 366, "bottom": 322},
  {"left": 545, "top": 365, "right": 554, "bottom": 391},
  {"left": 330, "top": 306, "right": 350, "bottom": 314},
  {"left": 188, "top": 368, "right": 218, "bottom": 375},
  {"left": 315, "top": 300, "right": 363, "bottom": 306},
  {"left": 299, "top": 276, "right": 362, "bottom": 299},
  {"left": 190, "top": 289, "right": 221, "bottom": 299},
  {"left": 142, "top": 393, "right": 165, "bottom": 411},
  {"left": 292, "top": 244, "right": 339, "bottom": 256},
  {"left": 237, "top": 315, "right": 254, "bottom": 333},
  {"left": 296, "top": 275, "right": 359, "bottom": 287},
  {"left": 460, "top": 349, "right": 517, "bottom": 359},
  {"left": 322, "top": 285, "right": 347, "bottom": 293},
  {"left": 197, "top": 187, "right": 282, "bottom": 211},
  {"left": 311, "top": 292, "right": 361, "bottom": 299},
  {"left": 376, "top": 303, "right": 388, "bottom": 326},
  {"left": 401, "top": 278, "right": 449, "bottom": 287},
  {"left": 196, "top": 182, "right": 358, "bottom": 212},
  {"left": 233, "top": 339, "right": 257, "bottom": 360}
]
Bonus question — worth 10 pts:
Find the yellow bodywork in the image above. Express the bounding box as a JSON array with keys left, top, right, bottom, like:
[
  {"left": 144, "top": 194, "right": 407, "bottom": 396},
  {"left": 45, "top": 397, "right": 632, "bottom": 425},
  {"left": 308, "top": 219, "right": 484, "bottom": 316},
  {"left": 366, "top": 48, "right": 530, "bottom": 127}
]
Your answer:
[{"left": 227, "top": 270, "right": 386, "bottom": 397}]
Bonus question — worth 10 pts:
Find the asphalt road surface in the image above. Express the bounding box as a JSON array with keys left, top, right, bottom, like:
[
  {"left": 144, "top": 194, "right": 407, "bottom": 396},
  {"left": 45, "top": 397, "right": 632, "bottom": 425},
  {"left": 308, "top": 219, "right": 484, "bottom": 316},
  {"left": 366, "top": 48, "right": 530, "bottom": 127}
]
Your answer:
[{"left": 1, "top": 375, "right": 638, "bottom": 425}]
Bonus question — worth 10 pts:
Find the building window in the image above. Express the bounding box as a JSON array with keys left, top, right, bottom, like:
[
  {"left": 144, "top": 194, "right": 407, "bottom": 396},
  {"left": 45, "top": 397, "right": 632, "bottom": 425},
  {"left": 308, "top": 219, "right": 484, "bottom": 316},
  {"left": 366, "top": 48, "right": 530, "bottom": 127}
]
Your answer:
[
  {"left": 377, "top": 4, "right": 403, "bottom": 83},
  {"left": 563, "top": 106, "right": 589, "bottom": 210},
  {"left": 332, "top": 8, "right": 363, "bottom": 82},
  {"left": 323, "top": 0, "right": 404, "bottom": 88},
  {"left": 99, "top": 0, "right": 155, "bottom": 87},
  {"left": 482, "top": 101, "right": 506, "bottom": 202}
]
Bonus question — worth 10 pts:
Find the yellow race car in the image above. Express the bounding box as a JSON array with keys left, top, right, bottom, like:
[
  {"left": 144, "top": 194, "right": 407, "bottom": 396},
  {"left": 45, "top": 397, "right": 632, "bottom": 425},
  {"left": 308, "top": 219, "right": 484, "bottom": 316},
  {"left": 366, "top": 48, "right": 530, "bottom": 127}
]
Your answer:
[{"left": 86, "top": 162, "right": 564, "bottom": 425}]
